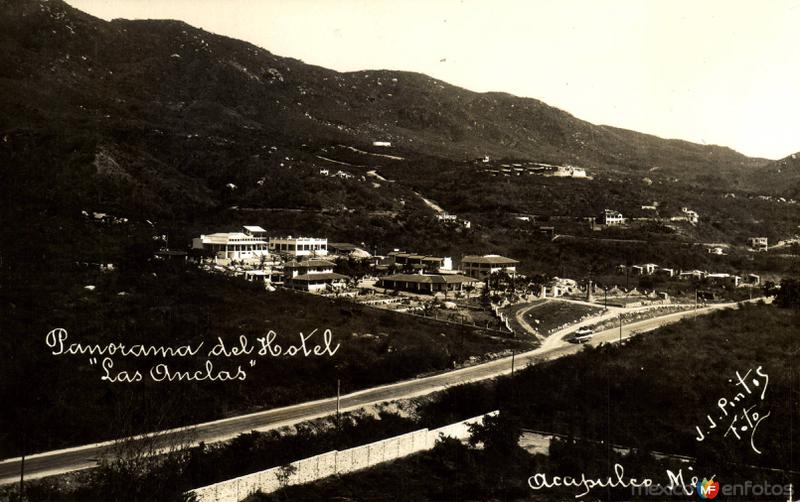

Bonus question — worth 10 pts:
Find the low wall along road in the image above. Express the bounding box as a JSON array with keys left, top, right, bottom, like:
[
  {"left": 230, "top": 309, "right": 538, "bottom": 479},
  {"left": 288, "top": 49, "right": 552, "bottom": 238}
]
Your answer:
[{"left": 189, "top": 411, "right": 498, "bottom": 502}]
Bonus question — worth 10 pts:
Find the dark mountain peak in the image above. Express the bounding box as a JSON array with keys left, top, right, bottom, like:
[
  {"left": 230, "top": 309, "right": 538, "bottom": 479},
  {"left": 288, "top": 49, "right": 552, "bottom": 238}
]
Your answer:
[
  {"left": 3, "top": 0, "right": 104, "bottom": 32},
  {"left": 2, "top": 0, "right": 798, "bottom": 210}
]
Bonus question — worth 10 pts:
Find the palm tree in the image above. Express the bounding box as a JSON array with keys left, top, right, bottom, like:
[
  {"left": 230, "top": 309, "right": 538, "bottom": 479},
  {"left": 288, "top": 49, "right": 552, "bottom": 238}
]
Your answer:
[{"left": 464, "top": 283, "right": 475, "bottom": 299}]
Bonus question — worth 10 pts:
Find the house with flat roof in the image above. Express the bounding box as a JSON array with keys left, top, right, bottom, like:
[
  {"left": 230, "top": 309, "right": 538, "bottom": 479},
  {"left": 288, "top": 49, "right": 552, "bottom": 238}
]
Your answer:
[
  {"left": 643, "top": 263, "right": 659, "bottom": 275},
  {"left": 192, "top": 226, "right": 270, "bottom": 261},
  {"left": 654, "top": 267, "right": 675, "bottom": 278},
  {"left": 707, "top": 273, "right": 741, "bottom": 288},
  {"left": 678, "top": 269, "right": 707, "bottom": 280},
  {"left": 269, "top": 236, "right": 328, "bottom": 257},
  {"left": 744, "top": 273, "right": 761, "bottom": 285},
  {"left": 389, "top": 252, "right": 453, "bottom": 273},
  {"left": 599, "top": 209, "right": 624, "bottom": 226},
  {"left": 681, "top": 207, "right": 699, "bottom": 224},
  {"left": 377, "top": 273, "right": 477, "bottom": 294},
  {"left": 747, "top": 237, "right": 769, "bottom": 251},
  {"left": 460, "top": 254, "right": 519, "bottom": 279}
]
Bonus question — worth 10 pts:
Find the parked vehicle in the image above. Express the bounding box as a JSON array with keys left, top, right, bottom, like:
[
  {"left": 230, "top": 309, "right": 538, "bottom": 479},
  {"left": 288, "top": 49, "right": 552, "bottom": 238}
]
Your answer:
[{"left": 569, "top": 326, "right": 594, "bottom": 343}]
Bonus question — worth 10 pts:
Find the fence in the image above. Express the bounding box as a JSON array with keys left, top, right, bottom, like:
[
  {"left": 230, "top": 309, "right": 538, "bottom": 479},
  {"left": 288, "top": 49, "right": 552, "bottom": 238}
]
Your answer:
[{"left": 189, "top": 411, "right": 499, "bottom": 502}]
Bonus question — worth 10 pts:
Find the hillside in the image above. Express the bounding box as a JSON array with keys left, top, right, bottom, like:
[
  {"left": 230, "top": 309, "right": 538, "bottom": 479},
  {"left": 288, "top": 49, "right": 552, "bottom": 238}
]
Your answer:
[
  {"left": 752, "top": 152, "right": 800, "bottom": 197},
  {"left": 1, "top": 0, "right": 797, "bottom": 227},
  {"left": 1, "top": 0, "right": 799, "bottom": 283}
]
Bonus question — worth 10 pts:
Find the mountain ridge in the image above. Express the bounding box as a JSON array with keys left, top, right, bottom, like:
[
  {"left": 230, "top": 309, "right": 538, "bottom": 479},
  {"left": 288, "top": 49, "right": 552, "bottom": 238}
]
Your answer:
[{"left": 1, "top": 0, "right": 797, "bottom": 224}]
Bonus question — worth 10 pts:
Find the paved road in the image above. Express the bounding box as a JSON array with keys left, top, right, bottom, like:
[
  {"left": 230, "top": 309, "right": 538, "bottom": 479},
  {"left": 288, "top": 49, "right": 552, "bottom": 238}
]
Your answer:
[{"left": 0, "top": 300, "right": 747, "bottom": 485}]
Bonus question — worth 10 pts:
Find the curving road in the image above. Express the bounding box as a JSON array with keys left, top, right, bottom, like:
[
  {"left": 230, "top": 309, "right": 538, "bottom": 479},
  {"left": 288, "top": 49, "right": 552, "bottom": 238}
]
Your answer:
[{"left": 0, "top": 299, "right": 752, "bottom": 485}]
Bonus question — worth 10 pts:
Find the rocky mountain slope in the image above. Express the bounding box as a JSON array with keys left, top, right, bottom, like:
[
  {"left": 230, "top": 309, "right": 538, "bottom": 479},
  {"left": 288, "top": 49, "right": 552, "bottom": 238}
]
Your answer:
[{"left": 1, "top": 0, "right": 796, "bottom": 225}]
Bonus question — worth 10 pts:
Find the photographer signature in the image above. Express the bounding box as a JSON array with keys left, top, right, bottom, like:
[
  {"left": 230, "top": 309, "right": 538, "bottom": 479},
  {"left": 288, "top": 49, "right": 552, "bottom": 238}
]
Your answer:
[{"left": 694, "top": 365, "right": 770, "bottom": 454}]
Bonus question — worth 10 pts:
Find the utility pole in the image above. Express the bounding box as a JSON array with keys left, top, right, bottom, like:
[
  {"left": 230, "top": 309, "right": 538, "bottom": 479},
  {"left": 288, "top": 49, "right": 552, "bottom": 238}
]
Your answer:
[
  {"left": 19, "top": 428, "right": 26, "bottom": 500},
  {"left": 511, "top": 350, "right": 516, "bottom": 375},
  {"left": 19, "top": 453, "right": 24, "bottom": 499},
  {"left": 336, "top": 378, "right": 341, "bottom": 429},
  {"left": 619, "top": 313, "right": 623, "bottom": 343},
  {"left": 695, "top": 289, "right": 698, "bottom": 310}
]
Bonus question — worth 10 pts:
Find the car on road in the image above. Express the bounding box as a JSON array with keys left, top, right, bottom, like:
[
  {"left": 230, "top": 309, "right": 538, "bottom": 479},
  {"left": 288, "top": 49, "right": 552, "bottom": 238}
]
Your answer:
[{"left": 569, "top": 327, "right": 594, "bottom": 344}]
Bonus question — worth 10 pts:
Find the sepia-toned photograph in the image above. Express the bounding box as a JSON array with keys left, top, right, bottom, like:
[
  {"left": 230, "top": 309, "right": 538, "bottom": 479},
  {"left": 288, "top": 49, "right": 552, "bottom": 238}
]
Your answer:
[{"left": 1, "top": 1, "right": 798, "bottom": 500}]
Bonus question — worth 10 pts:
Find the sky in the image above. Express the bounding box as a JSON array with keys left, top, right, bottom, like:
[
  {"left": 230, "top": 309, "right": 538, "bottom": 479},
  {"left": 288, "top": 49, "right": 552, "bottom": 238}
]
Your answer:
[{"left": 67, "top": 0, "right": 800, "bottom": 160}]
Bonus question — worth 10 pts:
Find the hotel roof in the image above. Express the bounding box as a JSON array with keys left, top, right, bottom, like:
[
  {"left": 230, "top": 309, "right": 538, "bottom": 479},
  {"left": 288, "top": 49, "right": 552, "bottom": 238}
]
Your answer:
[
  {"left": 379, "top": 273, "right": 477, "bottom": 284},
  {"left": 243, "top": 225, "right": 266, "bottom": 233},
  {"left": 284, "top": 259, "right": 336, "bottom": 268},
  {"left": 461, "top": 255, "right": 519, "bottom": 265},
  {"left": 200, "top": 232, "right": 268, "bottom": 245},
  {"left": 291, "top": 272, "right": 348, "bottom": 282}
]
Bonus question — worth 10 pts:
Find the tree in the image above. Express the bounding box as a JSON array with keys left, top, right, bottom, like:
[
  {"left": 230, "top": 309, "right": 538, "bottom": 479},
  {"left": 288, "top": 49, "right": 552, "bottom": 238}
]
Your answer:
[
  {"left": 467, "top": 412, "right": 524, "bottom": 458},
  {"left": 775, "top": 278, "right": 800, "bottom": 309},
  {"left": 463, "top": 283, "right": 475, "bottom": 299},
  {"left": 276, "top": 463, "right": 298, "bottom": 491}
]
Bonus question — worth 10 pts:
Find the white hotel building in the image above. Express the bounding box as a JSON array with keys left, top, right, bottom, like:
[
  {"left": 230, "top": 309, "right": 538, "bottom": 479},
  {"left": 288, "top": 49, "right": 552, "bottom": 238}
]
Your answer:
[
  {"left": 192, "top": 226, "right": 270, "bottom": 261},
  {"left": 269, "top": 236, "right": 328, "bottom": 257}
]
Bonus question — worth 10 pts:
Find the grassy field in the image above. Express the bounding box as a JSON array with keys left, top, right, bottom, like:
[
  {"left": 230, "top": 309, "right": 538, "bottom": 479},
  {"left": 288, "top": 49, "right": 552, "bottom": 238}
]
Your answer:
[{"left": 522, "top": 300, "right": 605, "bottom": 335}]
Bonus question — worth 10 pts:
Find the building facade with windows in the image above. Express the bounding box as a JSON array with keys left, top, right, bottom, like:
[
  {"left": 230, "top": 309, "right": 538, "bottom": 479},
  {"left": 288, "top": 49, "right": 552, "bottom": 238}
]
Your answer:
[
  {"left": 390, "top": 252, "right": 453, "bottom": 273},
  {"left": 192, "top": 226, "right": 270, "bottom": 261},
  {"left": 747, "top": 237, "right": 768, "bottom": 251},
  {"left": 460, "top": 255, "right": 519, "bottom": 279},
  {"left": 282, "top": 259, "right": 347, "bottom": 292},
  {"left": 600, "top": 209, "right": 625, "bottom": 226},
  {"left": 269, "top": 236, "right": 328, "bottom": 257},
  {"left": 377, "top": 273, "right": 477, "bottom": 294}
]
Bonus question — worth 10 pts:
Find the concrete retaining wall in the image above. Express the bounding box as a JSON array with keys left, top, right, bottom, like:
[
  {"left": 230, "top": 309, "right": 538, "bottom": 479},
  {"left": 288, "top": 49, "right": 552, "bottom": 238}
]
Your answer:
[{"left": 190, "top": 411, "right": 497, "bottom": 502}]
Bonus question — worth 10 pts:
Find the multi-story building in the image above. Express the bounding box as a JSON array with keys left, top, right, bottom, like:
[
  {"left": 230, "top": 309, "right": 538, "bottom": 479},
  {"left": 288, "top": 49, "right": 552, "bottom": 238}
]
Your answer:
[
  {"left": 707, "top": 273, "right": 741, "bottom": 288},
  {"left": 390, "top": 252, "right": 453, "bottom": 273},
  {"left": 283, "top": 259, "right": 347, "bottom": 292},
  {"left": 269, "top": 236, "right": 328, "bottom": 257},
  {"left": 192, "top": 226, "right": 270, "bottom": 261},
  {"left": 283, "top": 259, "right": 335, "bottom": 280},
  {"left": 460, "top": 254, "right": 519, "bottom": 279},
  {"left": 600, "top": 209, "right": 624, "bottom": 226}
]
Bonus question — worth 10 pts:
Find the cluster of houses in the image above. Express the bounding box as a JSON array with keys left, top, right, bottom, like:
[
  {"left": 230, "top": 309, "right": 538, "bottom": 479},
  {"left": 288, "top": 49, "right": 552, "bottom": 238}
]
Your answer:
[
  {"left": 617, "top": 263, "right": 760, "bottom": 288},
  {"left": 672, "top": 207, "right": 699, "bottom": 225},
  {"left": 192, "top": 226, "right": 348, "bottom": 292},
  {"left": 435, "top": 213, "right": 471, "bottom": 229},
  {"left": 599, "top": 206, "right": 699, "bottom": 227},
  {"left": 191, "top": 225, "right": 520, "bottom": 295},
  {"left": 318, "top": 168, "right": 354, "bottom": 180},
  {"left": 375, "top": 253, "right": 518, "bottom": 295},
  {"left": 482, "top": 161, "right": 588, "bottom": 178}
]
